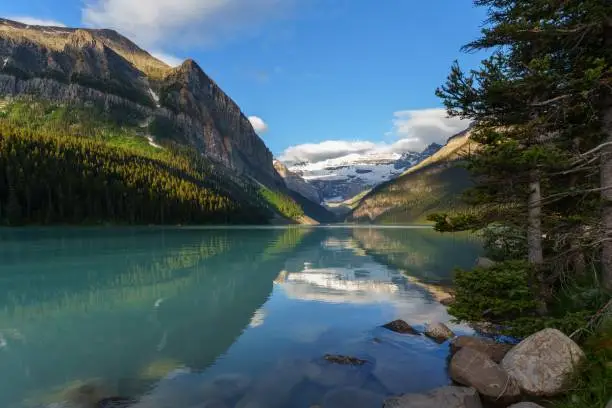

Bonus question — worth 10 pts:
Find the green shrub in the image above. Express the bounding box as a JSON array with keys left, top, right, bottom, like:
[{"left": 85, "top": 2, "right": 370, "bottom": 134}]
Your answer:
[
  {"left": 448, "top": 260, "right": 599, "bottom": 338},
  {"left": 449, "top": 260, "right": 539, "bottom": 325}
]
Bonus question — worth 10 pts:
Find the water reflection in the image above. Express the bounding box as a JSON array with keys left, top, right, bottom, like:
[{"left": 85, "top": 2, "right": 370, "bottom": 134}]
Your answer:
[{"left": 0, "top": 226, "right": 481, "bottom": 408}]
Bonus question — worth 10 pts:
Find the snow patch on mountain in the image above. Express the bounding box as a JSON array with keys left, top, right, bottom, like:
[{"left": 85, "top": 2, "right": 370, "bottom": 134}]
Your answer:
[{"left": 282, "top": 143, "right": 442, "bottom": 203}]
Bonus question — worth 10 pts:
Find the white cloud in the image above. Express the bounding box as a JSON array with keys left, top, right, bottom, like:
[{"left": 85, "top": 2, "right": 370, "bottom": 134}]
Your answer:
[
  {"left": 7, "top": 16, "right": 66, "bottom": 27},
  {"left": 389, "top": 108, "right": 469, "bottom": 150},
  {"left": 281, "top": 140, "right": 378, "bottom": 163},
  {"left": 150, "top": 51, "right": 183, "bottom": 67},
  {"left": 248, "top": 116, "right": 269, "bottom": 135},
  {"left": 82, "top": 0, "right": 294, "bottom": 49},
  {"left": 279, "top": 108, "right": 470, "bottom": 163}
]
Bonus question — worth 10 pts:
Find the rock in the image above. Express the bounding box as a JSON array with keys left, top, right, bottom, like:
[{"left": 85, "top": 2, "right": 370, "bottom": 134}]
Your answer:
[
  {"left": 236, "top": 360, "right": 311, "bottom": 408},
  {"left": 201, "top": 373, "right": 251, "bottom": 400},
  {"left": 324, "top": 354, "right": 367, "bottom": 365},
  {"left": 475, "top": 257, "right": 496, "bottom": 268},
  {"left": 194, "top": 400, "right": 230, "bottom": 408},
  {"left": 450, "top": 348, "right": 520, "bottom": 403},
  {"left": 424, "top": 322, "right": 454, "bottom": 342},
  {"left": 501, "top": 328, "right": 585, "bottom": 397},
  {"left": 382, "top": 320, "right": 419, "bottom": 335},
  {"left": 62, "top": 381, "right": 113, "bottom": 408},
  {"left": 440, "top": 296, "right": 455, "bottom": 306},
  {"left": 450, "top": 336, "right": 514, "bottom": 363},
  {"left": 321, "top": 387, "right": 385, "bottom": 408},
  {"left": 606, "top": 398, "right": 612, "bottom": 408},
  {"left": 307, "top": 356, "right": 372, "bottom": 388},
  {"left": 96, "top": 397, "right": 135, "bottom": 408},
  {"left": 507, "top": 403, "right": 545, "bottom": 408},
  {"left": 383, "top": 386, "right": 482, "bottom": 408}
]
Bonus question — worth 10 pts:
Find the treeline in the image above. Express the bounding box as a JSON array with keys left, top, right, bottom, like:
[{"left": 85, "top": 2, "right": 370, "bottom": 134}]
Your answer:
[
  {"left": 0, "top": 123, "right": 268, "bottom": 225},
  {"left": 0, "top": 98, "right": 312, "bottom": 224}
]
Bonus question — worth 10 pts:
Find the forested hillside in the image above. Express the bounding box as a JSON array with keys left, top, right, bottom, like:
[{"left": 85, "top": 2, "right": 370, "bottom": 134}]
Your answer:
[{"left": 0, "top": 99, "right": 308, "bottom": 225}]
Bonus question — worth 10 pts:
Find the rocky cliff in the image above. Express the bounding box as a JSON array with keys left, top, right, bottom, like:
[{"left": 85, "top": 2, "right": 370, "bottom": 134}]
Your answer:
[
  {"left": 0, "top": 18, "right": 281, "bottom": 187},
  {"left": 273, "top": 159, "right": 322, "bottom": 204}
]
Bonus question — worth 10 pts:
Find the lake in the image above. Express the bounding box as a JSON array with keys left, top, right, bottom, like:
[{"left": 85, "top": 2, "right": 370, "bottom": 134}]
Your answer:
[{"left": 0, "top": 226, "right": 482, "bottom": 408}]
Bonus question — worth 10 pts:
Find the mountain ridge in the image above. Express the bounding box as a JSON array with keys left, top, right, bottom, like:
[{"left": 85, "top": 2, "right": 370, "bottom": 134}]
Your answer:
[
  {"left": 0, "top": 18, "right": 281, "bottom": 188},
  {"left": 280, "top": 142, "right": 443, "bottom": 204},
  {"left": 0, "top": 18, "right": 337, "bottom": 224},
  {"left": 348, "top": 128, "right": 476, "bottom": 223}
]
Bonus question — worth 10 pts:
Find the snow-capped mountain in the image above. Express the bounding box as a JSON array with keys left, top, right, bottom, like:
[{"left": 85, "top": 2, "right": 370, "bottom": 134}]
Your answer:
[{"left": 282, "top": 143, "right": 442, "bottom": 203}]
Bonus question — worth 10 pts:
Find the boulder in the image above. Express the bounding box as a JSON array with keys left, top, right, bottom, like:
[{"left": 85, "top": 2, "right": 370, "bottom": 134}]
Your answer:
[
  {"left": 321, "top": 387, "right": 385, "bottom": 408},
  {"left": 606, "top": 398, "right": 612, "bottom": 408},
  {"left": 507, "top": 403, "right": 545, "bottom": 408},
  {"left": 450, "top": 348, "right": 521, "bottom": 403},
  {"left": 450, "top": 336, "right": 514, "bottom": 363},
  {"left": 475, "top": 257, "right": 496, "bottom": 268},
  {"left": 383, "top": 320, "right": 419, "bottom": 335},
  {"left": 424, "top": 322, "right": 455, "bottom": 342},
  {"left": 383, "top": 386, "right": 482, "bottom": 408},
  {"left": 501, "top": 328, "right": 585, "bottom": 397}
]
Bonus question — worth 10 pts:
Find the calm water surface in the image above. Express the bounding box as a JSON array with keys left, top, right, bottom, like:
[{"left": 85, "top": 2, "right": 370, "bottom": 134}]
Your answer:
[{"left": 0, "top": 226, "right": 482, "bottom": 408}]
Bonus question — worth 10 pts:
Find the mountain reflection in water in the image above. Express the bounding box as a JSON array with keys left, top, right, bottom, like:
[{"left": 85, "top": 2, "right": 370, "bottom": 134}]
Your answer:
[{"left": 0, "top": 226, "right": 481, "bottom": 408}]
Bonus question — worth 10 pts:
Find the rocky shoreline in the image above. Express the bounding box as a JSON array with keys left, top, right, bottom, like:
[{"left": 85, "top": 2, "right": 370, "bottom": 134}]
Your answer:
[{"left": 56, "top": 318, "right": 592, "bottom": 408}]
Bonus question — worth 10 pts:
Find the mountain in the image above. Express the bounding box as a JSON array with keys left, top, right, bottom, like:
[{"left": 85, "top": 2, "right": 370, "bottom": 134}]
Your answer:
[
  {"left": 0, "top": 19, "right": 331, "bottom": 225},
  {"left": 273, "top": 159, "right": 322, "bottom": 204},
  {"left": 348, "top": 128, "right": 477, "bottom": 224},
  {"left": 283, "top": 143, "right": 442, "bottom": 204},
  {"left": 0, "top": 18, "right": 280, "bottom": 186}
]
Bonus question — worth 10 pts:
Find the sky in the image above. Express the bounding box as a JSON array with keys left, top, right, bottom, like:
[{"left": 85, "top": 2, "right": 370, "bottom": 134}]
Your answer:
[{"left": 0, "top": 1, "right": 488, "bottom": 163}]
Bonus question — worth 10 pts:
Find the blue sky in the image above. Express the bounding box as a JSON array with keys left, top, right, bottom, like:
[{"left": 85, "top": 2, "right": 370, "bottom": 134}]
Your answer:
[{"left": 1, "top": 1, "right": 487, "bottom": 162}]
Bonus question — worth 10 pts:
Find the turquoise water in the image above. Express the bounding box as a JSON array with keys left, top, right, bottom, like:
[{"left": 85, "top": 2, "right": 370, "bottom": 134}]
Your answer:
[{"left": 0, "top": 226, "right": 482, "bottom": 408}]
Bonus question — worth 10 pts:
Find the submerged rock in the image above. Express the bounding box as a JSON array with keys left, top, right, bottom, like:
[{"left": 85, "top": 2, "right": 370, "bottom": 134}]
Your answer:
[
  {"left": 383, "top": 386, "right": 482, "bottom": 408},
  {"left": 450, "top": 336, "right": 514, "bottom": 363},
  {"left": 96, "top": 397, "right": 136, "bottom": 408},
  {"left": 308, "top": 356, "right": 373, "bottom": 388},
  {"left": 450, "top": 348, "right": 520, "bottom": 403},
  {"left": 424, "top": 322, "right": 454, "bottom": 342},
  {"left": 236, "top": 360, "right": 314, "bottom": 408},
  {"left": 321, "top": 387, "right": 385, "bottom": 408},
  {"left": 507, "top": 403, "right": 546, "bottom": 408},
  {"left": 501, "top": 328, "right": 585, "bottom": 397},
  {"left": 62, "top": 381, "right": 113, "bottom": 408},
  {"left": 382, "top": 320, "right": 419, "bottom": 335},
  {"left": 324, "top": 354, "right": 367, "bottom": 366},
  {"left": 201, "top": 373, "right": 251, "bottom": 400}
]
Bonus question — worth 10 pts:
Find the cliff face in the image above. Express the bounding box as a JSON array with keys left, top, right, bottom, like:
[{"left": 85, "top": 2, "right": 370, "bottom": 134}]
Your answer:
[
  {"left": 273, "top": 159, "right": 322, "bottom": 204},
  {"left": 0, "top": 18, "right": 281, "bottom": 187}
]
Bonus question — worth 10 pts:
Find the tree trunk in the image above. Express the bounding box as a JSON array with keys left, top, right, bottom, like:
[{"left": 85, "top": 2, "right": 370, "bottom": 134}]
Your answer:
[
  {"left": 528, "top": 170, "right": 544, "bottom": 265},
  {"left": 528, "top": 169, "right": 548, "bottom": 313},
  {"left": 601, "top": 102, "right": 612, "bottom": 291}
]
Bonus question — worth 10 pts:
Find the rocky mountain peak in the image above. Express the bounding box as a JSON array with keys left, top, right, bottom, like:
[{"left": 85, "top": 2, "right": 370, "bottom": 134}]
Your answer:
[{"left": 0, "top": 18, "right": 282, "bottom": 188}]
